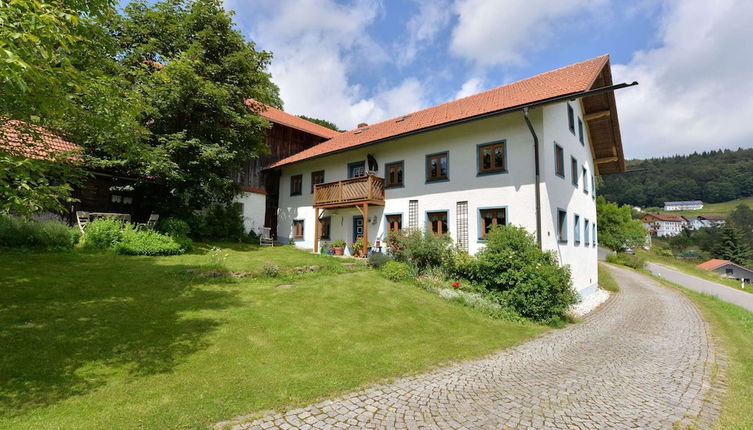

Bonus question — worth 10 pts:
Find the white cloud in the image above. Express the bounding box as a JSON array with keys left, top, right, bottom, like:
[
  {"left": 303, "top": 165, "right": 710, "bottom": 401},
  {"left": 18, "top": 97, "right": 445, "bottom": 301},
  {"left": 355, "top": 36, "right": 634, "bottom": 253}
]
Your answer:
[
  {"left": 225, "top": 0, "right": 430, "bottom": 131},
  {"left": 613, "top": 0, "right": 753, "bottom": 158},
  {"left": 398, "top": 0, "right": 452, "bottom": 65},
  {"left": 449, "top": 0, "right": 605, "bottom": 66},
  {"left": 454, "top": 77, "right": 484, "bottom": 99}
]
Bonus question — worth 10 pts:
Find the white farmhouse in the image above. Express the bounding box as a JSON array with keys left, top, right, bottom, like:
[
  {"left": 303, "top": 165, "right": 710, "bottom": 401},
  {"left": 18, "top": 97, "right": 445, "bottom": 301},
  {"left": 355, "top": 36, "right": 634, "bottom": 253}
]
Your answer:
[
  {"left": 261, "top": 55, "right": 633, "bottom": 298},
  {"left": 640, "top": 213, "right": 687, "bottom": 237},
  {"left": 664, "top": 200, "right": 703, "bottom": 211}
]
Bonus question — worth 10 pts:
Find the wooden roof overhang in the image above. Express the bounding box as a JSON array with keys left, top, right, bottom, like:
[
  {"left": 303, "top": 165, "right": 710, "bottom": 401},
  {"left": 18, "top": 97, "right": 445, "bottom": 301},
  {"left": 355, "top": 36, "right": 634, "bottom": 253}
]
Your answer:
[{"left": 582, "top": 61, "right": 627, "bottom": 175}]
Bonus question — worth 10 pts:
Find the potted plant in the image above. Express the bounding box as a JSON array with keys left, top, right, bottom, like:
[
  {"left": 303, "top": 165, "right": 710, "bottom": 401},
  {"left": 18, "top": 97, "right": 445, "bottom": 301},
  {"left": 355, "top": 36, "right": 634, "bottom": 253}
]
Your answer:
[
  {"left": 331, "top": 239, "right": 346, "bottom": 256},
  {"left": 351, "top": 237, "right": 370, "bottom": 257},
  {"left": 319, "top": 241, "right": 329, "bottom": 254}
]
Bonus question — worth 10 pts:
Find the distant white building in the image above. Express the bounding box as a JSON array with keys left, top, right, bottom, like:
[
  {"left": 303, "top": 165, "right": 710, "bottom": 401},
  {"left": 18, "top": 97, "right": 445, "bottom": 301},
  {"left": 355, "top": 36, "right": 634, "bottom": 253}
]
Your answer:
[
  {"left": 688, "top": 215, "right": 726, "bottom": 230},
  {"left": 664, "top": 200, "right": 703, "bottom": 211},
  {"left": 640, "top": 212, "right": 687, "bottom": 237}
]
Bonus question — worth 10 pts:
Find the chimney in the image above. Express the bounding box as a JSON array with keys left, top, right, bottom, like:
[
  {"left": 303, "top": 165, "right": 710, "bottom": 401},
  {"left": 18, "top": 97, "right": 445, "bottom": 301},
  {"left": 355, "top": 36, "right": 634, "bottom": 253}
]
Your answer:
[{"left": 357, "top": 122, "right": 368, "bottom": 128}]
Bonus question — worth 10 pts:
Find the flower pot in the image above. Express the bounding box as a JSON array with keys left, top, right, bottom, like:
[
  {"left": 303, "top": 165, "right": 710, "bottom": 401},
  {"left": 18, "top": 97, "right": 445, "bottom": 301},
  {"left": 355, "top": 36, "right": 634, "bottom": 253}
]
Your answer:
[{"left": 333, "top": 247, "right": 344, "bottom": 256}]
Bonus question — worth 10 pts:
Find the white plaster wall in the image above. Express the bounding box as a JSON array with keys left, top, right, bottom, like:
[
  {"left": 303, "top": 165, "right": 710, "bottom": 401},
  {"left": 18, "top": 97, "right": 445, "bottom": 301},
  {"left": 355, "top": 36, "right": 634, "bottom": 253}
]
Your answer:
[
  {"left": 277, "top": 103, "right": 599, "bottom": 295},
  {"left": 234, "top": 191, "right": 266, "bottom": 234},
  {"left": 539, "top": 101, "right": 599, "bottom": 296}
]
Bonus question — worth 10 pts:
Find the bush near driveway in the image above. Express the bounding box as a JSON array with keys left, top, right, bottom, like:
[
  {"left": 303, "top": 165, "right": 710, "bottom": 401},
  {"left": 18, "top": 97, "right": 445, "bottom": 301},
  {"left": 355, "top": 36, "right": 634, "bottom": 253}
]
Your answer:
[{"left": 448, "top": 225, "right": 578, "bottom": 323}]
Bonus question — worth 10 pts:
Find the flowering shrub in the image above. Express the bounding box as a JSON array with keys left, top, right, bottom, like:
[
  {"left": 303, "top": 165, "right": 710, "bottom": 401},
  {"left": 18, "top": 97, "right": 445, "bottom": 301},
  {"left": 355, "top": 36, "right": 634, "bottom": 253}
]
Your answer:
[
  {"left": 452, "top": 281, "right": 460, "bottom": 289},
  {"left": 387, "top": 229, "right": 452, "bottom": 271}
]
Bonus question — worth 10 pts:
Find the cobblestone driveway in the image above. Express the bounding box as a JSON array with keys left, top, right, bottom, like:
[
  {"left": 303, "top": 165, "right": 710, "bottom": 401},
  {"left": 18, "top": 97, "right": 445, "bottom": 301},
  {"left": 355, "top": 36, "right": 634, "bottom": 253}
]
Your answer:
[{"left": 220, "top": 265, "right": 724, "bottom": 430}]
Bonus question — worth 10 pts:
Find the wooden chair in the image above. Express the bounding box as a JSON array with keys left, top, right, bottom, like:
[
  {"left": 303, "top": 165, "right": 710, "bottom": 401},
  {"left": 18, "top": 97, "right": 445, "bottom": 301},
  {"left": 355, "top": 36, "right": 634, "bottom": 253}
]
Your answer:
[
  {"left": 137, "top": 214, "right": 159, "bottom": 230},
  {"left": 76, "top": 211, "right": 90, "bottom": 233},
  {"left": 260, "top": 227, "right": 274, "bottom": 246}
]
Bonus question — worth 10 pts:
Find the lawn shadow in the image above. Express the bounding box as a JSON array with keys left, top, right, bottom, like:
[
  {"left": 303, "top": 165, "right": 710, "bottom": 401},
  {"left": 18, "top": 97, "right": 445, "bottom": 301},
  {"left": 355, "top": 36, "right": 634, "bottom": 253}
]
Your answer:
[
  {"left": 190, "top": 242, "right": 262, "bottom": 255},
  {"left": 0, "top": 252, "right": 243, "bottom": 418}
]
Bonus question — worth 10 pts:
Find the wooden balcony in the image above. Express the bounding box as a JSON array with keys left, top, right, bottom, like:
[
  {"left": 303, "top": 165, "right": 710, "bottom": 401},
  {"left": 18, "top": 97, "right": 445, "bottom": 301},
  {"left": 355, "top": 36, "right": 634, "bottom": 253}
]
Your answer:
[{"left": 313, "top": 173, "right": 385, "bottom": 209}]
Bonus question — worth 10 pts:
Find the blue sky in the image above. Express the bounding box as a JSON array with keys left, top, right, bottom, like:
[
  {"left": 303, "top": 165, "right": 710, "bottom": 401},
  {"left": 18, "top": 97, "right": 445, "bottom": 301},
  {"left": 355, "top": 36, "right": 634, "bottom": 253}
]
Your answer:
[{"left": 122, "top": 0, "right": 753, "bottom": 159}]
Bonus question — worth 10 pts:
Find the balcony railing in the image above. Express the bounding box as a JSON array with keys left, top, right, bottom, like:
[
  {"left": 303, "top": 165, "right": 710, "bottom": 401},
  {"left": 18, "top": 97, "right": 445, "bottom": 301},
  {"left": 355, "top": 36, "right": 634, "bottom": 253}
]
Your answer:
[{"left": 313, "top": 173, "right": 385, "bottom": 208}]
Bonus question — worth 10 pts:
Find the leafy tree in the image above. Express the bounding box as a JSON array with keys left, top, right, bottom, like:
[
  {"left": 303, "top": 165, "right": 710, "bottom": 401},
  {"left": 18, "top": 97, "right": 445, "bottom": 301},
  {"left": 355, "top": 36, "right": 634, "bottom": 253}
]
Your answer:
[
  {"left": 1, "top": 0, "right": 147, "bottom": 214},
  {"left": 298, "top": 115, "right": 341, "bottom": 132},
  {"left": 728, "top": 204, "right": 753, "bottom": 245},
  {"left": 109, "top": 0, "right": 283, "bottom": 213},
  {"left": 714, "top": 224, "right": 753, "bottom": 266},
  {"left": 596, "top": 196, "right": 647, "bottom": 251}
]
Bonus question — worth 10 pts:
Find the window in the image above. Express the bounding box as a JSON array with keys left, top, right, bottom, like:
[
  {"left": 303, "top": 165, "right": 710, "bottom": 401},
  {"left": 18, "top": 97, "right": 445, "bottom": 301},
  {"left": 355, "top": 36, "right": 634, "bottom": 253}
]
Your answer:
[
  {"left": 567, "top": 103, "right": 575, "bottom": 134},
  {"left": 554, "top": 144, "right": 565, "bottom": 177},
  {"left": 726, "top": 268, "right": 734, "bottom": 275},
  {"left": 293, "top": 219, "right": 304, "bottom": 239},
  {"left": 592, "top": 224, "right": 597, "bottom": 246},
  {"left": 479, "top": 208, "right": 507, "bottom": 239},
  {"left": 348, "top": 161, "right": 365, "bottom": 178},
  {"left": 409, "top": 200, "right": 418, "bottom": 229},
  {"left": 319, "top": 216, "right": 330, "bottom": 239},
  {"left": 592, "top": 174, "right": 596, "bottom": 197},
  {"left": 426, "top": 152, "right": 449, "bottom": 182},
  {"left": 290, "top": 174, "right": 302, "bottom": 196},
  {"left": 385, "top": 161, "right": 404, "bottom": 188},
  {"left": 557, "top": 209, "right": 567, "bottom": 243},
  {"left": 574, "top": 214, "right": 581, "bottom": 244},
  {"left": 584, "top": 219, "right": 590, "bottom": 245},
  {"left": 571, "top": 157, "right": 578, "bottom": 186},
  {"left": 578, "top": 118, "right": 584, "bottom": 145},
  {"left": 478, "top": 141, "right": 506, "bottom": 174},
  {"left": 583, "top": 167, "right": 588, "bottom": 194},
  {"left": 456, "top": 201, "right": 469, "bottom": 251},
  {"left": 311, "top": 170, "right": 324, "bottom": 193},
  {"left": 427, "top": 211, "right": 448, "bottom": 235},
  {"left": 386, "top": 214, "right": 402, "bottom": 232}
]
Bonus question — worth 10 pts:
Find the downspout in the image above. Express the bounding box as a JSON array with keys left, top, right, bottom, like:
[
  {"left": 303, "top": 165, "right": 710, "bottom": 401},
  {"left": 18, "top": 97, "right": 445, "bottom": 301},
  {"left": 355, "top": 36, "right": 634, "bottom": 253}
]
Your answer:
[{"left": 523, "top": 107, "right": 542, "bottom": 248}]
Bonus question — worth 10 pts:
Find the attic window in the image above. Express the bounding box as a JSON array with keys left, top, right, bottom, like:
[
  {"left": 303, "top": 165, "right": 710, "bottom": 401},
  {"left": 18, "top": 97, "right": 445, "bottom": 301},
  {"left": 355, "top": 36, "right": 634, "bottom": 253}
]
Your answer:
[
  {"left": 354, "top": 127, "right": 368, "bottom": 135},
  {"left": 395, "top": 115, "right": 411, "bottom": 123}
]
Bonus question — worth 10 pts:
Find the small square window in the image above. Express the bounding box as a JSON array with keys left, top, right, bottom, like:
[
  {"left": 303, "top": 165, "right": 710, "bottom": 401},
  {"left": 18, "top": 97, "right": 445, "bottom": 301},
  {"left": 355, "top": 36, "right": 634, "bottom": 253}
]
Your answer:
[
  {"left": 426, "top": 152, "right": 449, "bottom": 182},
  {"left": 290, "top": 174, "right": 302, "bottom": 196},
  {"left": 385, "top": 161, "right": 404, "bottom": 188},
  {"left": 567, "top": 103, "right": 575, "bottom": 134},
  {"left": 480, "top": 208, "right": 507, "bottom": 239},
  {"left": 427, "top": 211, "right": 448, "bottom": 235},
  {"left": 555, "top": 144, "right": 565, "bottom": 178},
  {"left": 311, "top": 170, "right": 324, "bottom": 193},
  {"left": 571, "top": 157, "right": 578, "bottom": 186},
  {"left": 386, "top": 214, "right": 402, "bottom": 232},
  {"left": 478, "top": 142, "right": 506, "bottom": 174},
  {"left": 574, "top": 214, "right": 581, "bottom": 244},
  {"left": 557, "top": 209, "right": 567, "bottom": 243},
  {"left": 319, "top": 216, "right": 330, "bottom": 239},
  {"left": 578, "top": 118, "right": 584, "bottom": 144},
  {"left": 293, "top": 219, "right": 304, "bottom": 239},
  {"left": 592, "top": 224, "right": 597, "bottom": 246}
]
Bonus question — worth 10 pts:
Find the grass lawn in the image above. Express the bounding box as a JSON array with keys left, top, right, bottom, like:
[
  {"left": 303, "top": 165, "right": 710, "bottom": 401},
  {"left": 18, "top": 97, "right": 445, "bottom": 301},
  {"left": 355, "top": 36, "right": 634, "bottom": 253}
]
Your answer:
[
  {"left": 638, "top": 249, "right": 752, "bottom": 294},
  {"left": 0, "top": 244, "right": 544, "bottom": 430},
  {"left": 641, "top": 271, "right": 753, "bottom": 430},
  {"left": 598, "top": 263, "right": 619, "bottom": 292}
]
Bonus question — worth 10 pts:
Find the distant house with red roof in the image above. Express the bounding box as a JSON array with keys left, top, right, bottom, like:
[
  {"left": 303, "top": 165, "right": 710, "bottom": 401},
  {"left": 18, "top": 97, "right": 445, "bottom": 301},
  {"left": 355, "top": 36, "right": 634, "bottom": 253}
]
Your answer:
[
  {"left": 640, "top": 212, "right": 688, "bottom": 237},
  {"left": 697, "top": 259, "right": 753, "bottom": 283},
  {"left": 259, "top": 54, "right": 634, "bottom": 298}
]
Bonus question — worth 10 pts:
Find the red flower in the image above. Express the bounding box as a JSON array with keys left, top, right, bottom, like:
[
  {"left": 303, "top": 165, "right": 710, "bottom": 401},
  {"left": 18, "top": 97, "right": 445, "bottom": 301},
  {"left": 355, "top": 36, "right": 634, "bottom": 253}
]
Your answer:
[{"left": 452, "top": 281, "right": 460, "bottom": 288}]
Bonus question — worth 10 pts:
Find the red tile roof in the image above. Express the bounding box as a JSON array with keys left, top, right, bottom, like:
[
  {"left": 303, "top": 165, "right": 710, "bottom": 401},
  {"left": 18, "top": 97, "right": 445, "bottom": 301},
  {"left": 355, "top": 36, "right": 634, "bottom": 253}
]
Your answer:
[
  {"left": 642, "top": 213, "right": 686, "bottom": 222},
  {"left": 245, "top": 100, "right": 340, "bottom": 139},
  {"left": 268, "top": 55, "right": 611, "bottom": 169},
  {"left": 696, "top": 259, "right": 731, "bottom": 271},
  {"left": 0, "top": 120, "right": 81, "bottom": 162}
]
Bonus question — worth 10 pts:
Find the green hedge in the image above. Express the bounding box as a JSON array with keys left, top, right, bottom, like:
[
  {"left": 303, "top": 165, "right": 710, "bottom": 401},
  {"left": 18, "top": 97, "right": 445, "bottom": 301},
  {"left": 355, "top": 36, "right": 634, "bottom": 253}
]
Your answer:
[
  {"left": 80, "top": 218, "right": 185, "bottom": 256},
  {"left": 0, "top": 214, "right": 79, "bottom": 250}
]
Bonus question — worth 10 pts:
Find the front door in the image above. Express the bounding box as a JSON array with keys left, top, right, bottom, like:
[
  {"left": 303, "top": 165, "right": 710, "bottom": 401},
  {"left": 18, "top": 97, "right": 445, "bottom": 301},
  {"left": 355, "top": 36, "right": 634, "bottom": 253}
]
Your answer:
[
  {"left": 353, "top": 215, "right": 364, "bottom": 242},
  {"left": 348, "top": 161, "right": 366, "bottom": 178}
]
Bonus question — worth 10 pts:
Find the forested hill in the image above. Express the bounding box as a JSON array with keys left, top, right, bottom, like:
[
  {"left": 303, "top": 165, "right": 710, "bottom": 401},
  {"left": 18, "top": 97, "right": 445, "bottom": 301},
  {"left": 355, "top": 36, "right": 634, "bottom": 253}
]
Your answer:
[{"left": 599, "top": 147, "right": 753, "bottom": 207}]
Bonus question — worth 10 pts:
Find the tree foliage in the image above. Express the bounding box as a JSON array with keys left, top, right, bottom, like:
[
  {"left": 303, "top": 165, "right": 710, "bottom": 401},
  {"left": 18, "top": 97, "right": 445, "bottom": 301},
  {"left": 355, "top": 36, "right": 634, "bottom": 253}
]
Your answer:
[
  {"left": 714, "top": 224, "right": 753, "bottom": 266},
  {"left": 596, "top": 196, "right": 647, "bottom": 251},
  {"left": 105, "top": 0, "right": 282, "bottom": 213},
  {"left": 600, "top": 148, "right": 753, "bottom": 207},
  {"left": 297, "top": 115, "right": 341, "bottom": 132}
]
